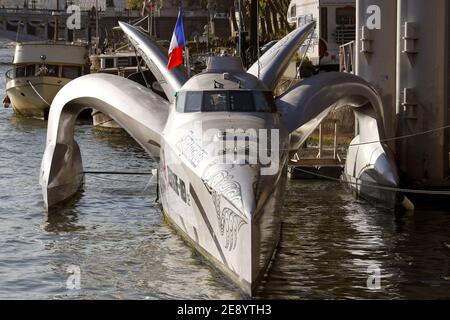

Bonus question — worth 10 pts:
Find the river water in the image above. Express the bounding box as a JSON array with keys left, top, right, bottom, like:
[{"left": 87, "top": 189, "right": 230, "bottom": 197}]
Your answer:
[{"left": 0, "top": 39, "right": 449, "bottom": 300}]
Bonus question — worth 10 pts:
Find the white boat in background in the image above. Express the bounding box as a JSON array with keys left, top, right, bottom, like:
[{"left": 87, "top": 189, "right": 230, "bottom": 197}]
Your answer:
[
  {"left": 90, "top": 51, "right": 140, "bottom": 129},
  {"left": 90, "top": 50, "right": 166, "bottom": 129},
  {"left": 5, "top": 41, "right": 89, "bottom": 119},
  {"left": 91, "top": 51, "right": 142, "bottom": 79},
  {"left": 287, "top": 0, "right": 356, "bottom": 71}
]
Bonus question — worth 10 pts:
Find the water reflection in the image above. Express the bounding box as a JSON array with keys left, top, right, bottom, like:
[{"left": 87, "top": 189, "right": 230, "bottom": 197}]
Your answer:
[
  {"left": 7, "top": 113, "right": 48, "bottom": 130},
  {"left": 255, "top": 180, "right": 450, "bottom": 299},
  {"left": 43, "top": 193, "right": 86, "bottom": 234}
]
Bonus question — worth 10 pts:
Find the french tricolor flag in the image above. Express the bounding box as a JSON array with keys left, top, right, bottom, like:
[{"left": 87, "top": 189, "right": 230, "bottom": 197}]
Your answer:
[{"left": 167, "top": 10, "right": 186, "bottom": 70}]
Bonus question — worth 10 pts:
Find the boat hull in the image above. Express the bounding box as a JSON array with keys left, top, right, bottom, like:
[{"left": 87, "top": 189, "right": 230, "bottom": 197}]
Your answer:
[
  {"left": 159, "top": 155, "right": 286, "bottom": 296},
  {"left": 6, "top": 76, "right": 69, "bottom": 119},
  {"left": 158, "top": 113, "right": 289, "bottom": 296}
]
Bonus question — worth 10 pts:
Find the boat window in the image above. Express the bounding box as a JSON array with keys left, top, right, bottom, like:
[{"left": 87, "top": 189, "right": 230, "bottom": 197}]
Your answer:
[
  {"left": 15, "top": 66, "right": 25, "bottom": 78},
  {"left": 104, "top": 58, "right": 114, "bottom": 69},
  {"left": 46, "top": 65, "right": 59, "bottom": 77},
  {"left": 25, "top": 65, "right": 35, "bottom": 77},
  {"left": 176, "top": 91, "right": 187, "bottom": 112},
  {"left": 117, "top": 57, "right": 130, "bottom": 68},
  {"left": 35, "top": 64, "right": 59, "bottom": 77},
  {"left": 230, "top": 91, "right": 254, "bottom": 112},
  {"left": 62, "top": 66, "right": 82, "bottom": 79},
  {"left": 179, "top": 180, "right": 187, "bottom": 203},
  {"left": 203, "top": 91, "right": 228, "bottom": 112},
  {"left": 185, "top": 91, "right": 203, "bottom": 112},
  {"left": 336, "top": 7, "right": 356, "bottom": 25},
  {"left": 14, "top": 65, "right": 35, "bottom": 78},
  {"left": 290, "top": 5, "right": 296, "bottom": 19},
  {"left": 177, "top": 91, "right": 277, "bottom": 113}
]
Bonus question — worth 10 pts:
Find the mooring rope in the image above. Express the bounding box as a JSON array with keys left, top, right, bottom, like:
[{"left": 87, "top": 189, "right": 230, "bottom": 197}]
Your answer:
[
  {"left": 215, "top": 123, "right": 450, "bottom": 152},
  {"left": 84, "top": 169, "right": 158, "bottom": 200},
  {"left": 85, "top": 171, "right": 155, "bottom": 186},
  {"left": 292, "top": 167, "right": 450, "bottom": 196},
  {"left": 86, "top": 174, "right": 146, "bottom": 184},
  {"left": 26, "top": 80, "right": 51, "bottom": 107},
  {"left": 348, "top": 124, "right": 450, "bottom": 148},
  {"left": 83, "top": 170, "right": 152, "bottom": 175}
]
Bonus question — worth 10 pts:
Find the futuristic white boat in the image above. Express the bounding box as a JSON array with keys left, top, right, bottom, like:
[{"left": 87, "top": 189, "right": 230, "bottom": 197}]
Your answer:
[
  {"left": 5, "top": 41, "right": 89, "bottom": 119},
  {"left": 39, "top": 22, "right": 399, "bottom": 296}
]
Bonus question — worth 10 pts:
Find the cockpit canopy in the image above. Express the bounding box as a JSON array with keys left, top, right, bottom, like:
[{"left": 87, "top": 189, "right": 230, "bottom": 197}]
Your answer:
[{"left": 176, "top": 90, "right": 277, "bottom": 113}]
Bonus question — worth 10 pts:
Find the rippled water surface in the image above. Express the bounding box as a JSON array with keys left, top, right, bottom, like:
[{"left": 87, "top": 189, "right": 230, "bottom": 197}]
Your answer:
[{"left": 0, "top": 39, "right": 449, "bottom": 299}]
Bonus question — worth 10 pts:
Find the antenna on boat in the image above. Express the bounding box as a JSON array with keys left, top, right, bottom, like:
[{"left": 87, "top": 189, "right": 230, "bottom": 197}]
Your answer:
[
  {"left": 133, "top": 48, "right": 151, "bottom": 89},
  {"left": 15, "top": 20, "right": 22, "bottom": 43},
  {"left": 95, "top": 0, "right": 99, "bottom": 40},
  {"left": 54, "top": 0, "right": 59, "bottom": 41},
  {"left": 150, "top": 0, "right": 159, "bottom": 38},
  {"left": 256, "top": 0, "right": 260, "bottom": 79}
]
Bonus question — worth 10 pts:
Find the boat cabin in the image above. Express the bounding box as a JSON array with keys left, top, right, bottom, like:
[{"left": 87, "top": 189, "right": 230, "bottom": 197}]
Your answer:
[{"left": 6, "top": 41, "right": 89, "bottom": 81}]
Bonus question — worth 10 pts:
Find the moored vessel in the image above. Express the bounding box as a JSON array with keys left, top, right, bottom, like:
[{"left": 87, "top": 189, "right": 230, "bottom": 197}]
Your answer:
[
  {"left": 40, "top": 21, "right": 400, "bottom": 296},
  {"left": 5, "top": 41, "right": 89, "bottom": 119}
]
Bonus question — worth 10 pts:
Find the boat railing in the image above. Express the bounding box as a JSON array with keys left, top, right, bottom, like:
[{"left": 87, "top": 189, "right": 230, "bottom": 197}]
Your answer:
[
  {"left": 339, "top": 41, "right": 355, "bottom": 74},
  {"left": 5, "top": 69, "right": 14, "bottom": 81},
  {"left": 0, "top": 7, "right": 140, "bottom": 15},
  {"left": 16, "top": 40, "right": 90, "bottom": 47},
  {"left": 5, "top": 65, "right": 61, "bottom": 80},
  {"left": 0, "top": 8, "right": 53, "bottom": 15}
]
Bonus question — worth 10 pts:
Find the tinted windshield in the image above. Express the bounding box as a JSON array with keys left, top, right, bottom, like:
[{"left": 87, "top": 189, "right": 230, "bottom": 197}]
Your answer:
[
  {"left": 204, "top": 91, "right": 228, "bottom": 112},
  {"left": 176, "top": 90, "right": 276, "bottom": 113}
]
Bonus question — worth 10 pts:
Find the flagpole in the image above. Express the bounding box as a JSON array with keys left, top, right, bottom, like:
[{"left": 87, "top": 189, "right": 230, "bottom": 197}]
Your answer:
[
  {"left": 148, "top": 1, "right": 151, "bottom": 36},
  {"left": 178, "top": 5, "right": 191, "bottom": 77},
  {"left": 185, "top": 46, "right": 191, "bottom": 78},
  {"left": 95, "top": 0, "right": 99, "bottom": 39},
  {"left": 238, "top": 0, "right": 242, "bottom": 57},
  {"left": 54, "top": 0, "right": 59, "bottom": 41}
]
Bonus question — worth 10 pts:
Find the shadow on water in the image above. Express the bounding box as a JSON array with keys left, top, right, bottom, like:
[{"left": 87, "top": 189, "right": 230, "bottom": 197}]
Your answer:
[
  {"left": 6, "top": 112, "right": 92, "bottom": 133},
  {"left": 91, "top": 127, "right": 142, "bottom": 151}
]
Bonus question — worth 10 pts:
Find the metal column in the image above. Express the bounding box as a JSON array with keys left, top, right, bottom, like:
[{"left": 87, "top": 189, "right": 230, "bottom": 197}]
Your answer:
[
  {"left": 356, "top": 0, "right": 398, "bottom": 147},
  {"left": 396, "top": 0, "right": 450, "bottom": 185}
]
